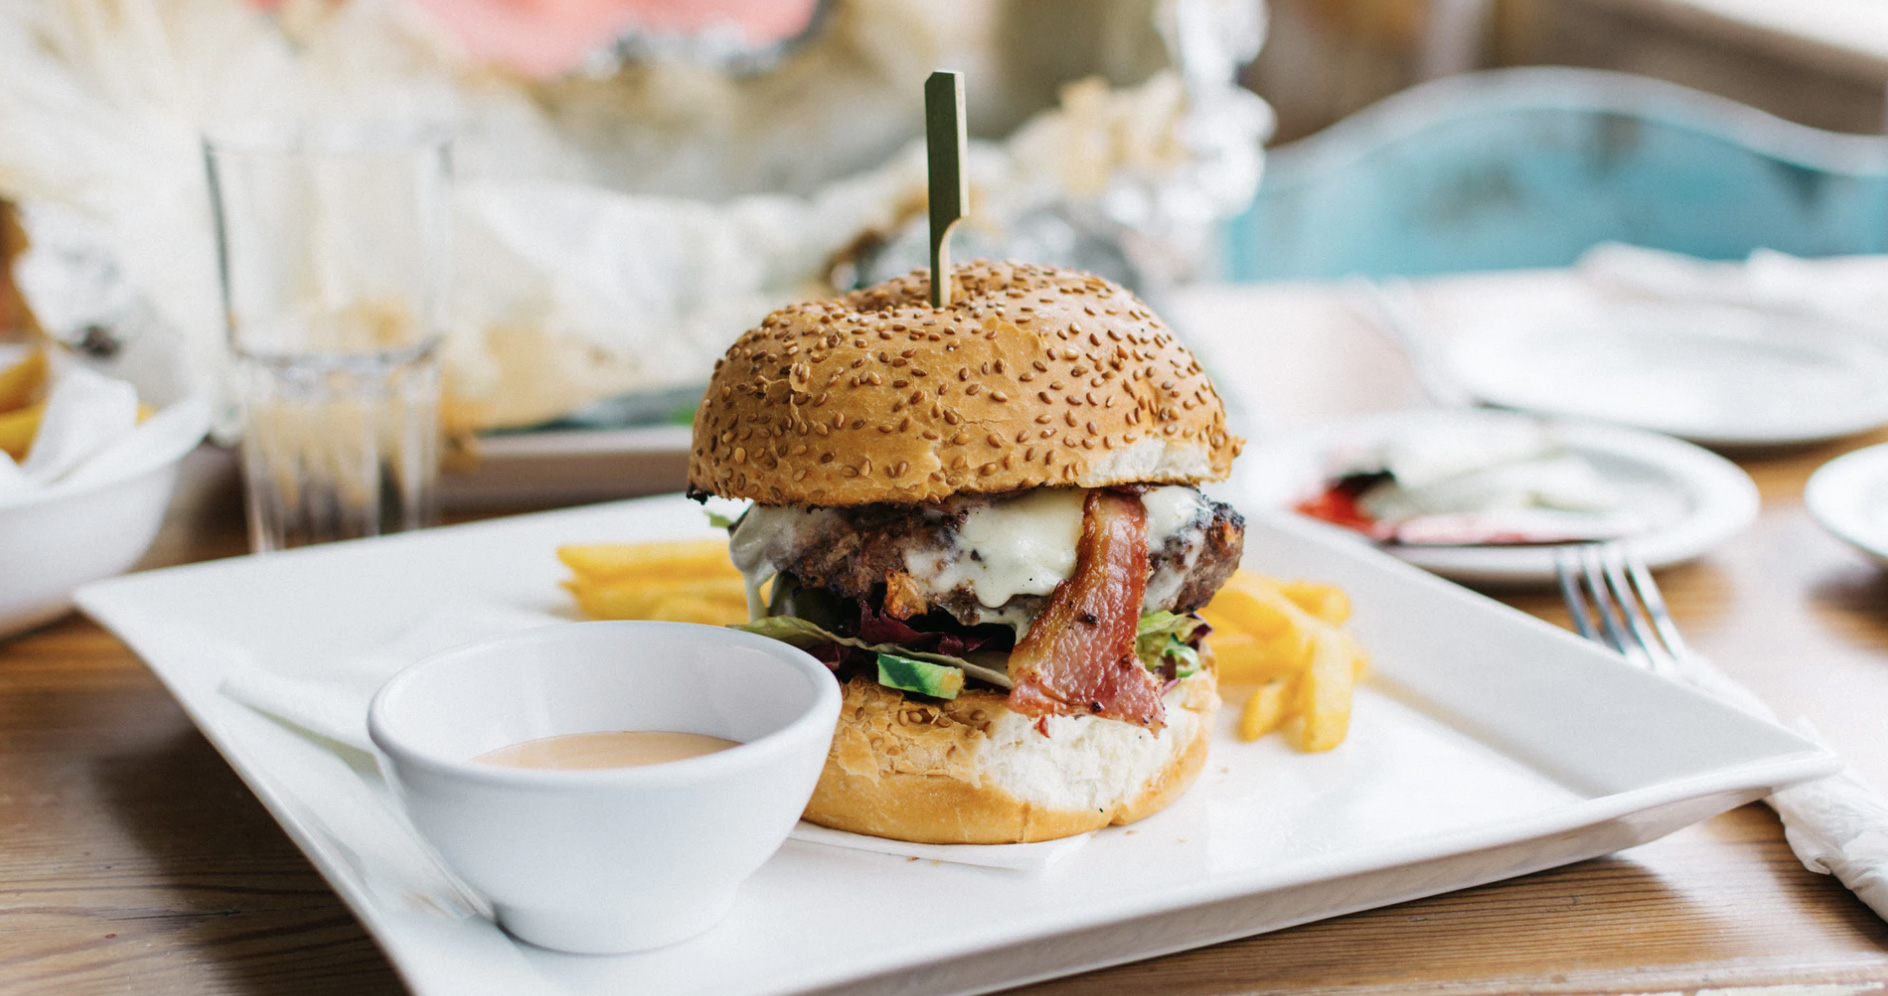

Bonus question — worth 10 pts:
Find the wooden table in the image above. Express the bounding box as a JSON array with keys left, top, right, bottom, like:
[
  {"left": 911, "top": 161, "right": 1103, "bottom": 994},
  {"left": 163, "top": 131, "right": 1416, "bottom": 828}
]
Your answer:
[{"left": 6, "top": 276, "right": 1888, "bottom": 993}]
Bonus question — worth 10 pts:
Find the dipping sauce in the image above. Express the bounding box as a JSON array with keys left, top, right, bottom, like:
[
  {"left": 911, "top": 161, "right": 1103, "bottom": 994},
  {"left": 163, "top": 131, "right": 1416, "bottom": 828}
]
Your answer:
[{"left": 474, "top": 731, "right": 739, "bottom": 771}]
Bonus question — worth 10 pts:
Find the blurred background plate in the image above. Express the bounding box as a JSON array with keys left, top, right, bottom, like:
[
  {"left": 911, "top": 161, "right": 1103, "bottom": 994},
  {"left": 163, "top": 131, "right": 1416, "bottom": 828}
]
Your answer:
[
  {"left": 1441, "top": 304, "right": 1888, "bottom": 448},
  {"left": 1804, "top": 442, "right": 1888, "bottom": 567},
  {"left": 1239, "top": 409, "right": 1759, "bottom": 585}
]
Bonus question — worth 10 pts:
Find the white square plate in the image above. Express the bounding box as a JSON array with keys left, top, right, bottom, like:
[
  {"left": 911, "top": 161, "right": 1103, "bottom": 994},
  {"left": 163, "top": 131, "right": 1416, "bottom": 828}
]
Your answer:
[{"left": 76, "top": 496, "right": 1835, "bottom": 996}]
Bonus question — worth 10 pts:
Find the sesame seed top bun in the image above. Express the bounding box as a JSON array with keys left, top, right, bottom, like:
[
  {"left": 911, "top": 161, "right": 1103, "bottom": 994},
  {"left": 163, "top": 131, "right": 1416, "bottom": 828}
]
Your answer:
[{"left": 689, "top": 260, "right": 1242, "bottom": 506}]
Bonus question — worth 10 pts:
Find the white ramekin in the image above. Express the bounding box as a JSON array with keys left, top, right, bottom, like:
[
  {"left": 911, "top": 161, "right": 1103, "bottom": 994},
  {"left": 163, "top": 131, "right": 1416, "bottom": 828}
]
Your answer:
[{"left": 368, "top": 621, "right": 840, "bottom": 954}]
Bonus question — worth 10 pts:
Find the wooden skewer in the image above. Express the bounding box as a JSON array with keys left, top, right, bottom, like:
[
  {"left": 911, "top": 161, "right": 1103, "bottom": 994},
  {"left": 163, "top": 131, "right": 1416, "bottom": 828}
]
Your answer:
[{"left": 925, "top": 70, "right": 967, "bottom": 308}]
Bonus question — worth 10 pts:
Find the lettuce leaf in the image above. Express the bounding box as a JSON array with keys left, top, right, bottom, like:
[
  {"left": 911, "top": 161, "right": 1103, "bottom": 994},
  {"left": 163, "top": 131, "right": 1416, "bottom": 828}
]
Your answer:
[
  {"left": 735, "top": 608, "right": 1206, "bottom": 692},
  {"left": 730, "top": 615, "right": 1013, "bottom": 689},
  {"left": 1136, "top": 610, "right": 1205, "bottom": 677}
]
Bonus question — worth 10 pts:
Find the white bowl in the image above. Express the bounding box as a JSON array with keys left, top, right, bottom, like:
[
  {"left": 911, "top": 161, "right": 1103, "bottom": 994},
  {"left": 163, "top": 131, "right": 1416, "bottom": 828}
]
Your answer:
[
  {"left": 368, "top": 621, "right": 842, "bottom": 955},
  {"left": 0, "top": 397, "right": 211, "bottom": 639}
]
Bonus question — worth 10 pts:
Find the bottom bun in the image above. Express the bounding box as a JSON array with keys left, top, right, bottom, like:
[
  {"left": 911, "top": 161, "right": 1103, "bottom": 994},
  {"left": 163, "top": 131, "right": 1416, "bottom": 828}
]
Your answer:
[{"left": 802, "top": 666, "right": 1220, "bottom": 844}]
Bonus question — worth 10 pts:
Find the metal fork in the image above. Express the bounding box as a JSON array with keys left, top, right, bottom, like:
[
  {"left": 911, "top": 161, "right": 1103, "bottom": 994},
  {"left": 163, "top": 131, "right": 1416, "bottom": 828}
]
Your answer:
[{"left": 1553, "top": 542, "right": 1689, "bottom": 677}]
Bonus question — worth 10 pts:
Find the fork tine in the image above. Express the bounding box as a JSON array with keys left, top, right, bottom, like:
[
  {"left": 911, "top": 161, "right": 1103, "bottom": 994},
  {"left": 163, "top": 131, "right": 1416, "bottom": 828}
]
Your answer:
[
  {"left": 1623, "top": 553, "right": 1690, "bottom": 661},
  {"left": 1598, "top": 543, "right": 1675, "bottom": 676},
  {"left": 1555, "top": 546, "right": 1600, "bottom": 642},
  {"left": 1580, "top": 543, "right": 1650, "bottom": 667}
]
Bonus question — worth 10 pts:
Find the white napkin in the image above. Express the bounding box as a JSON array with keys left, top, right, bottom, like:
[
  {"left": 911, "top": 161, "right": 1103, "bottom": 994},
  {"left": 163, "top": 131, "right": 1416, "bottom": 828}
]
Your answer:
[
  {"left": 1578, "top": 243, "right": 1888, "bottom": 330},
  {"left": 0, "top": 353, "right": 207, "bottom": 505},
  {"left": 220, "top": 605, "right": 1089, "bottom": 872},
  {"left": 16, "top": 364, "right": 138, "bottom": 480},
  {"left": 219, "top": 604, "right": 566, "bottom": 751},
  {"left": 1656, "top": 644, "right": 1888, "bottom": 920}
]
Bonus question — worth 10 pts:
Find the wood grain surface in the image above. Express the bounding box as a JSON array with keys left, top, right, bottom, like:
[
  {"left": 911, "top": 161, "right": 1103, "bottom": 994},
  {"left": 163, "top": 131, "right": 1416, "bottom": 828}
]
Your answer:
[{"left": 4, "top": 276, "right": 1887, "bottom": 994}]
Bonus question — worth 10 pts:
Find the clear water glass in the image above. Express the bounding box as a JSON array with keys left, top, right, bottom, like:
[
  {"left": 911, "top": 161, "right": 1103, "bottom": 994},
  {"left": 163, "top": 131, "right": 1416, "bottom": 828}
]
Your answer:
[{"left": 204, "top": 125, "right": 451, "bottom": 552}]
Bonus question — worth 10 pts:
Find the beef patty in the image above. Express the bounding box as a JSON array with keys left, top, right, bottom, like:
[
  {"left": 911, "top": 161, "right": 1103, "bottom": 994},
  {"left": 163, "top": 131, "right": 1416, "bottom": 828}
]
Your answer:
[{"left": 741, "top": 487, "right": 1245, "bottom": 626}]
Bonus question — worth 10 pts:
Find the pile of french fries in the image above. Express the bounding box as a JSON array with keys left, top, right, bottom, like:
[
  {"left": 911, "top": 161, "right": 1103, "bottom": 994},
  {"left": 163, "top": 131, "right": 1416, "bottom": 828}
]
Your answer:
[
  {"left": 558, "top": 540, "right": 1367, "bottom": 752},
  {"left": 558, "top": 539, "right": 753, "bottom": 626},
  {"left": 1200, "top": 570, "right": 1368, "bottom": 752},
  {"left": 0, "top": 347, "right": 47, "bottom": 461}
]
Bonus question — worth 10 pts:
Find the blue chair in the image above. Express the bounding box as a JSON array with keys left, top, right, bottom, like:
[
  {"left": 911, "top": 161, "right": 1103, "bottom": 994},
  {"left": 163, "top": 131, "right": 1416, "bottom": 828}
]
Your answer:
[{"left": 1222, "top": 67, "right": 1888, "bottom": 281}]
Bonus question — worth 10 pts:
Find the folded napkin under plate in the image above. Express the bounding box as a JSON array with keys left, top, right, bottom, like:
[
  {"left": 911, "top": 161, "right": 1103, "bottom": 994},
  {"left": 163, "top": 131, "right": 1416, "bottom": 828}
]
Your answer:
[
  {"left": 218, "top": 605, "right": 1090, "bottom": 874},
  {"left": 1644, "top": 641, "right": 1888, "bottom": 920}
]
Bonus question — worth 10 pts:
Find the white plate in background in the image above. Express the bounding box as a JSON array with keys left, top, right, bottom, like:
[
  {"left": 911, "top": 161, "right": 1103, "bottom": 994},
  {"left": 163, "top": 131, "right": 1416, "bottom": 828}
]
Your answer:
[
  {"left": 75, "top": 494, "right": 1828, "bottom": 995},
  {"left": 1442, "top": 302, "right": 1888, "bottom": 448},
  {"left": 1239, "top": 409, "right": 1759, "bottom": 585},
  {"left": 1806, "top": 442, "right": 1888, "bottom": 567}
]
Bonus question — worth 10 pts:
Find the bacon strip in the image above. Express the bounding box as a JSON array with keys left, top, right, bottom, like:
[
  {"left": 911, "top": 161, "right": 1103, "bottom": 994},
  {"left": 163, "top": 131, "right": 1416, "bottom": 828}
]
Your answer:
[{"left": 1007, "top": 490, "right": 1166, "bottom": 731}]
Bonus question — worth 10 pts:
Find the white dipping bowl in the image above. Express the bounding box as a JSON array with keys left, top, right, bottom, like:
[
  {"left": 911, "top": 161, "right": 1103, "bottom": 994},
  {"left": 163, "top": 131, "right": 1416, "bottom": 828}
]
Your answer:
[
  {"left": 368, "top": 621, "right": 841, "bottom": 955},
  {"left": 0, "top": 397, "right": 210, "bottom": 639}
]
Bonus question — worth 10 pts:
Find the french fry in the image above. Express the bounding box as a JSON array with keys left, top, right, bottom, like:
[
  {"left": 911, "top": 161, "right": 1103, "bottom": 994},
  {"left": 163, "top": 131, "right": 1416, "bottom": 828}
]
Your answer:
[
  {"left": 557, "top": 539, "right": 739, "bottom": 583},
  {"left": 565, "top": 576, "right": 749, "bottom": 623},
  {"left": 1239, "top": 677, "right": 1296, "bottom": 741},
  {"left": 1202, "top": 582, "right": 1316, "bottom": 675},
  {"left": 0, "top": 400, "right": 44, "bottom": 460},
  {"left": 1209, "top": 631, "right": 1308, "bottom": 685},
  {"left": 1277, "top": 580, "right": 1350, "bottom": 626},
  {"left": 1200, "top": 583, "right": 1298, "bottom": 639},
  {"left": 1297, "top": 625, "right": 1355, "bottom": 752},
  {"left": 0, "top": 348, "right": 46, "bottom": 413},
  {"left": 1344, "top": 631, "right": 1371, "bottom": 679},
  {"left": 643, "top": 594, "right": 750, "bottom": 627}
]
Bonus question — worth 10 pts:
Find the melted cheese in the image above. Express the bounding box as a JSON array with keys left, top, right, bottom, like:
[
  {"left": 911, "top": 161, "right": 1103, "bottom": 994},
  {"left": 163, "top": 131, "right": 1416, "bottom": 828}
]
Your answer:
[
  {"left": 1142, "top": 486, "right": 1205, "bottom": 549},
  {"left": 729, "top": 505, "right": 833, "bottom": 619},
  {"left": 905, "top": 489, "right": 1087, "bottom": 609},
  {"left": 1140, "top": 486, "right": 1209, "bottom": 610}
]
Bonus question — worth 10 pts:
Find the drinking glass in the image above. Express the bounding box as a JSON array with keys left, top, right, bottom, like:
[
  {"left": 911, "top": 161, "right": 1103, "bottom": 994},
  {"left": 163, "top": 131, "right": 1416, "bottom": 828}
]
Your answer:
[{"left": 204, "top": 124, "right": 451, "bottom": 552}]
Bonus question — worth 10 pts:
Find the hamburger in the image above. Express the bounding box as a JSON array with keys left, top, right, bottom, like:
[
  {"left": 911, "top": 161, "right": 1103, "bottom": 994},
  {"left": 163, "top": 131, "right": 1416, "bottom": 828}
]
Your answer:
[{"left": 689, "top": 260, "right": 1245, "bottom": 844}]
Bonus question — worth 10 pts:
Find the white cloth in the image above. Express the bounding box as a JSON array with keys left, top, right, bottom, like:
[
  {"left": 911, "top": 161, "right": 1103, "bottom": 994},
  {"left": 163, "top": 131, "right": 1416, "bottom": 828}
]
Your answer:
[
  {"left": 1655, "top": 643, "right": 1888, "bottom": 921},
  {"left": 0, "top": 353, "right": 209, "bottom": 505},
  {"left": 17, "top": 364, "right": 138, "bottom": 483},
  {"left": 1578, "top": 243, "right": 1888, "bottom": 331},
  {"left": 219, "top": 604, "right": 1089, "bottom": 872}
]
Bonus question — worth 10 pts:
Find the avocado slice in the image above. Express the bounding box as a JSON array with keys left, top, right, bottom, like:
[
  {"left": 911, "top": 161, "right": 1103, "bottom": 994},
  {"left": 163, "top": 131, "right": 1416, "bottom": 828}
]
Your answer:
[{"left": 875, "top": 652, "right": 966, "bottom": 700}]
